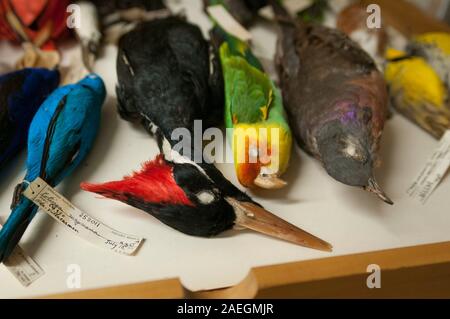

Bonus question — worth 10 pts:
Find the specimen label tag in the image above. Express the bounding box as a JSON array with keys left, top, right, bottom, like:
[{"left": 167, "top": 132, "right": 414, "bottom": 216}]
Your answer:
[
  {"left": 23, "top": 178, "right": 143, "bottom": 255},
  {"left": 407, "top": 130, "right": 450, "bottom": 204},
  {"left": 0, "top": 221, "right": 44, "bottom": 287},
  {"left": 207, "top": 5, "right": 252, "bottom": 42},
  {"left": 4, "top": 246, "right": 45, "bottom": 287}
]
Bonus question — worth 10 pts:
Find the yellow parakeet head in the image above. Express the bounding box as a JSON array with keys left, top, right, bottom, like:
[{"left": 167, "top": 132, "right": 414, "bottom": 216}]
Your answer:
[{"left": 232, "top": 122, "right": 292, "bottom": 189}]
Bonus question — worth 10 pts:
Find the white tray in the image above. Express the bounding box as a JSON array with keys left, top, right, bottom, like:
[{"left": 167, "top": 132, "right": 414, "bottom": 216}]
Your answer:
[{"left": 1, "top": 0, "right": 449, "bottom": 298}]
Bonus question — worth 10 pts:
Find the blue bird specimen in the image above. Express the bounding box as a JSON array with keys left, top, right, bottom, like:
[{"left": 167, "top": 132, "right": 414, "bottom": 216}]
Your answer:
[
  {"left": 0, "top": 68, "right": 60, "bottom": 170},
  {"left": 0, "top": 74, "right": 106, "bottom": 263}
]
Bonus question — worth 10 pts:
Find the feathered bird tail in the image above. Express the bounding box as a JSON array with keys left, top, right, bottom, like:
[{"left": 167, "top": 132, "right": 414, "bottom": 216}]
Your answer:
[{"left": 0, "top": 198, "right": 38, "bottom": 263}]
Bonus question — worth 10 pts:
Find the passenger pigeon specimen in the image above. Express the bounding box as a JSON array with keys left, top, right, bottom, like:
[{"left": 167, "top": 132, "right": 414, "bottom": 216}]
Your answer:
[{"left": 270, "top": 1, "right": 392, "bottom": 204}]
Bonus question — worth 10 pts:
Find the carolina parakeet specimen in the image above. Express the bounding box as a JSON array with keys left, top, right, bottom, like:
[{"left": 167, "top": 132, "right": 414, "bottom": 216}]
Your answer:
[
  {"left": 81, "top": 18, "right": 331, "bottom": 252},
  {"left": 0, "top": 68, "right": 59, "bottom": 170},
  {"left": 384, "top": 33, "right": 450, "bottom": 139},
  {"left": 270, "top": 1, "right": 392, "bottom": 204},
  {"left": 210, "top": 26, "right": 292, "bottom": 190},
  {"left": 0, "top": 74, "right": 106, "bottom": 263},
  {"left": 204, "top": 0, "right": 268, "bottom": 27}
]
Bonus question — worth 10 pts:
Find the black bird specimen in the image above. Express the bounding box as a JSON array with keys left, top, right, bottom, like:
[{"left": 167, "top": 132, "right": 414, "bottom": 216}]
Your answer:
[
  {"left": 269, "top": 1, "right": 392, "bottom": 204},
  {"left": 81, "top": 17, "right": 332, "bottom": 251}
]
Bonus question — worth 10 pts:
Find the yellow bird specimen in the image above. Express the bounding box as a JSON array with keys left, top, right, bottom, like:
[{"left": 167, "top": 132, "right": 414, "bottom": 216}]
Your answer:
[{"left": 384, "top": 32, "right": 450, "bottom": 139}]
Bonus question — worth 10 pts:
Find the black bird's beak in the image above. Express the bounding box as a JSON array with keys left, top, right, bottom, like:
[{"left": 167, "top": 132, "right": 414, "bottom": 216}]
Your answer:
[
  {"left": 225, "top": 197, "right": 333, "bottom": 252},
  {"left": 364, "top": 177, "right": 394, "bottom": 205}
]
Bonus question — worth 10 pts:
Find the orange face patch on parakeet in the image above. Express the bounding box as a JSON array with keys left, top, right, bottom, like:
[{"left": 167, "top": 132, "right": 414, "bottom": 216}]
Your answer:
[{"left": 233, "top": 123, "right": 288, "bottom": 189}]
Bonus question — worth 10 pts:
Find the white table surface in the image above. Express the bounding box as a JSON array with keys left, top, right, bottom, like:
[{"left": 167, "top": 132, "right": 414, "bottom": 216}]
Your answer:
[{"left": 1, "top": 0, "right": 449, "bottom": 298}]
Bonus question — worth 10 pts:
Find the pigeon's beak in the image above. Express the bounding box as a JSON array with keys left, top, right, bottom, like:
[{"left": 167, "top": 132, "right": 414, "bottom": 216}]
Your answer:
[
  {"left": 225, "top": 197, "right": 333, "bottom": 252},
  {"left": 364, "top": 177, "right": 394, "bottom": 205}
]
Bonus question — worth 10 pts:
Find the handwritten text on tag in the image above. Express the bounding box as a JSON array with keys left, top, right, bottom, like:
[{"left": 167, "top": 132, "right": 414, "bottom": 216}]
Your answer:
[
  {"left": 407, "top": 130, "right": 450, "bottom": 204},
  {"left": 23, "top": 178, "right": 143, "bottom": 255},
  {"left": 0, "top": 221, "right": 44, "bottom": 287}
]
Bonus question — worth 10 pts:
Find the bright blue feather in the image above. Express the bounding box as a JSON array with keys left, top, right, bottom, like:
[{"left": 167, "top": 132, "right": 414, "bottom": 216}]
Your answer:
[
  {"left": 0, "top": 74, "right": 106, "bottom": 263},
  {"left": 0, "top": 68, "right": 60, "bottom": 169}
]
